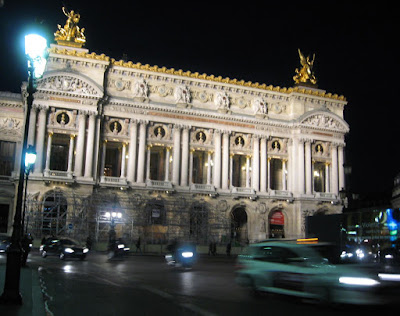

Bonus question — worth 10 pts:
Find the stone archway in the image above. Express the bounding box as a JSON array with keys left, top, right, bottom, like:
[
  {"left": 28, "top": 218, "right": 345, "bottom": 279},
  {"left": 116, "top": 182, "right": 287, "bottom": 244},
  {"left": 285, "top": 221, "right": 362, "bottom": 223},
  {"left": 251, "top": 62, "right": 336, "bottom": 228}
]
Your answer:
[
  {"left": 269, "top": 210, "right": 285, "bottom": 239},
  {"left": 231, "top": 206, "right": 248, "bottom": 244}
]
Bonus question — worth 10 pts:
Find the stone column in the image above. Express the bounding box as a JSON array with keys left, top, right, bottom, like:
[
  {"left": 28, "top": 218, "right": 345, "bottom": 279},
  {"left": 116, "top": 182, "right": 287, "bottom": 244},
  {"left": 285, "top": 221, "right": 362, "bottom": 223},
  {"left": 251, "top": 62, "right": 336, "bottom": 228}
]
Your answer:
[
  {"left": 44, "top": 132, "right": 53, "bottom": 174},
  {"left": 267, "top": 157, "right": 271, "bottom": 190},
  {"left": 221, "top": 131, "right": 230, "bottom": 190},
  {"left": 260, "top": 137, "right": 267, "bottom": 192},
  {"left": 165, "top": 147, "right": 170, "bottom": 181},
  {"left": 126, "top": 119, "right": 138, "bottom": 183},
  {"left": 33, "top": 105, "right": 48, "bottom": 174},
  {"left": 246, "top": 155, "right": 251, "bottom": 188},
  {"left": 331, "top": 144, "right": 339, "bottom": 195},
  {"left": 207, "top": 151, "right": 212, "bottom": 185},
  {"left": 120, "top": 143, "right": 127, "bottom": 178},
  {"left": 338, "top": 145, "right": 345, "bottom": 191},
  {"left": 282, "top": 159, "right": 287, "bottom": 191},
  {"left": 180, "top": 126, "right": 189, "bottom": 186},
  {"left": 252, "top": 136, "right": 260, "bottom": 191},
  {"left": 74, "top": 110, "right": 86, "bottom": 177},
  {"left": 189, "top": 149, "right": 194, "bottom": 184},
  {"left": 325, "top": 162, "right": 330, "bottom": 192},
  {"left": 100, "top": 141, "right": 107, "bottom": 177},
  {"left": 305, "top": 140, "right": 312, "bottom": 194},
  {"left": 297, "top": 139, "right": 305, "bottom": 194},
  {"left": 84, "top": 112, "right": 96, "bottom": 178},
  {"left": 146, "top": 145, "right": 151, "bottom": 180},
  {"left": 213, "top": 130, "right": 221, "bottom": 188},
  {"left": 136, "top": 121, "right": 147, "bottom": 183},
  {"left": 67, "top": 135, "right": 75, "bottom": 176},
  {"left": 172, "top": 125, "right": 181, "bottom": 185},
  {"left": 28, "top": 105, "right": 38, "bottom": 146}
]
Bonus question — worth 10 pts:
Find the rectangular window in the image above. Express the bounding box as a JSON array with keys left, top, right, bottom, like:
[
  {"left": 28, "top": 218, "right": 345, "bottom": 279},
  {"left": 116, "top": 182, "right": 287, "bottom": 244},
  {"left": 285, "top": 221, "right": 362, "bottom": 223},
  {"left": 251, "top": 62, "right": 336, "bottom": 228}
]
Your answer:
[
  {"left": 50, "top": 134, "right": 69, "bottom": 171},
  {"left": 0, "top": 141, "right": 16, "bottom": 176},
  {"left": 192, "top": 151, "right": 208, "bottom": 184},
  {"left": 232, "top": 155, "right": 247, "bottom": 187},
  {"left": 150, "top": 146, "right": 166, "bottom": 180},
  {"left": 270, "top": 158, "right": 283, "bottom": 190}
]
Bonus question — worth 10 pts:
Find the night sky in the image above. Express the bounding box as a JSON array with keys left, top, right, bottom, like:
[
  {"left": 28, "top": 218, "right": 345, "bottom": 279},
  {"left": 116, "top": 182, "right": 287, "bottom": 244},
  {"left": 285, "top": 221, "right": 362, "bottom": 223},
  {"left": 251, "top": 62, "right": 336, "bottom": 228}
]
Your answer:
[{"left": 0, "top": 1, "right": 398, "bottom": 195}]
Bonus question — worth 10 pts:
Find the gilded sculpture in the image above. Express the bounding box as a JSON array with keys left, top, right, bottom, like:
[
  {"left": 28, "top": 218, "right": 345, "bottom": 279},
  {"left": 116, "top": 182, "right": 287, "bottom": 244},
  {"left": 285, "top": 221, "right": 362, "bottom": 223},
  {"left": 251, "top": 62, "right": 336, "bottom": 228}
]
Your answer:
[
  {"left": 293, "top": 49, "right": 317, "bottom": 86},
  {"left": 54, "top": 7, "right": 86, "bottom": 48}
]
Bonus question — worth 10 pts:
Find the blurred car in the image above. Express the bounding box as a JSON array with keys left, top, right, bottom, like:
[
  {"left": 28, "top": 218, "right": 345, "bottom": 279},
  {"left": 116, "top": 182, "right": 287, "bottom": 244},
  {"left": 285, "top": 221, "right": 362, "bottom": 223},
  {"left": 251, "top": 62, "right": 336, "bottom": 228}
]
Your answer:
[
  {"left": 0, "top": 234, "right": 11, "bottom": 253},
  {"left": 235, "top": 241, "right": 400, "bottom": 305},
  {"left": 40, "top": 237, "right": 89, "bottom": 260}
]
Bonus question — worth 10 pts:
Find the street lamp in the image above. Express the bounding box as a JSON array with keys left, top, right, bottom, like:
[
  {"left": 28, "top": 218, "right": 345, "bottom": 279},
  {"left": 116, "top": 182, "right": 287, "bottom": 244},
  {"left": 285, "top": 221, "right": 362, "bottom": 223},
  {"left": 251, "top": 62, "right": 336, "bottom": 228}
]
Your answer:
[
  {"left": 0, "top": 33, "right": 47, "bottom": 305},
  {"left": 22, "top": 145, "right": 36, "bottom": 233}
]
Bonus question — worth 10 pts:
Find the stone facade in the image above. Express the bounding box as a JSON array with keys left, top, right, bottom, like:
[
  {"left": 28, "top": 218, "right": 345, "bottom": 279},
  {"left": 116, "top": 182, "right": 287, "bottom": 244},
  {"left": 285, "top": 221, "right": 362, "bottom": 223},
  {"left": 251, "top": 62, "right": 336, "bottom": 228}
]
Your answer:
[{"left": 0, "top": 43, "right": 348, "bottom": 244}]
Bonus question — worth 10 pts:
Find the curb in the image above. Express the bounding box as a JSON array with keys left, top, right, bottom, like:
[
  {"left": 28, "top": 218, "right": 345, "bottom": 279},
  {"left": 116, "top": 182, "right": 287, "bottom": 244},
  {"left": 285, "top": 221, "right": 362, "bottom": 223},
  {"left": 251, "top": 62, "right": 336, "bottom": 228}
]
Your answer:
[{"left": 37, "top": 266, "right": 54, "bottom": 316}]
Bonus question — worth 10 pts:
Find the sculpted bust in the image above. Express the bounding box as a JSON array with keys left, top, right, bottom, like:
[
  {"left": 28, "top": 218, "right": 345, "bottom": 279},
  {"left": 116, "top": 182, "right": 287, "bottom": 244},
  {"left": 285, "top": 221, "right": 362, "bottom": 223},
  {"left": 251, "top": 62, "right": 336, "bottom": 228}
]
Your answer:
[
  {"left": 174, "top": 85, "right": 191, "bottom": 104},
  {"left": 214, "top": 91, "right": 230, "bottom": 111},
  {"left": 132, "top": 79, "right": 148, "bottom": 99}
]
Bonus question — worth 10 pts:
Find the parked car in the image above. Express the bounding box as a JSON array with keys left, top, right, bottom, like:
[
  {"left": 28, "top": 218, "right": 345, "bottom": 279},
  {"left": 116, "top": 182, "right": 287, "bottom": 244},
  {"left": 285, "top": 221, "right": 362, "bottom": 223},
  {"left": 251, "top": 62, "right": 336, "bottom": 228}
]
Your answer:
[
  {"left": 0, "top": 234, "right": 11, "bottom": 253},
  {"left": 40, "top": 237, "right": 89, "bottom": 260},
  {"left": 235, "top": 241, "right": 400, "bottom": 306}
]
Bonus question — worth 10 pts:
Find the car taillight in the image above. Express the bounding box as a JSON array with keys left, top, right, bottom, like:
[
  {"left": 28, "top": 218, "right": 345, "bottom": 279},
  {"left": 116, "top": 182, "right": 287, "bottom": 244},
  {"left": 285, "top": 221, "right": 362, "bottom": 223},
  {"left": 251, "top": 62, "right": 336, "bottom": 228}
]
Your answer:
[{"left": 235, "top": 263, "right": 246, "bottom": 270}]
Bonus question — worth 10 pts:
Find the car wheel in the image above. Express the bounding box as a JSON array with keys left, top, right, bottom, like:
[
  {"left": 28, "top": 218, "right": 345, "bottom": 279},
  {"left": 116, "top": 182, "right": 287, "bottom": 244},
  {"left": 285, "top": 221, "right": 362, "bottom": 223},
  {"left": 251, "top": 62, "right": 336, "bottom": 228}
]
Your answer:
[
  {"left": 247, "top": 277, "right": 262, "bottom": 298},
  {"left": 41, "top": 251, "right": 47, "bottom": 258},
  {"left": 59, "top": 252, "right": 65, "bottom": 260},
  {"left": 310, "top": 285, "right": 331, "bottom": 305}
]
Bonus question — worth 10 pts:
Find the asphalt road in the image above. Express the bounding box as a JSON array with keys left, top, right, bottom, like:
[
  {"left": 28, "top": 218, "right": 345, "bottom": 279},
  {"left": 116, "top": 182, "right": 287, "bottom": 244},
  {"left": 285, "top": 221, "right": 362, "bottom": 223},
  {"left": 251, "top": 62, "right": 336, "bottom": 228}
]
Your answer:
[{"left": 8, "top": 251, "right": 396, "bottom": 315}]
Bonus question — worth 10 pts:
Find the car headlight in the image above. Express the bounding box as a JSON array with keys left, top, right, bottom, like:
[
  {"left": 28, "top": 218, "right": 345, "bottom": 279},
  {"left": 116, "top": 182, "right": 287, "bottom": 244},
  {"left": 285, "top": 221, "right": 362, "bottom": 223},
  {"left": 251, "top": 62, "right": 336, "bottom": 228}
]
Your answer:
[
  {"left": 118, "top": 244, "right": 125, "bottom": 249},
  {"left": 182, "top": 251, "right": 194, "bottom": 258},
  {"left": 83, "top": 248, "right": 89, "bottom": 253},
  {"left": 339, "top": 276, "right": 380, "bottom": 286},
  {"left": 64, "top": 248, "right": 74, "bottom": 253}
]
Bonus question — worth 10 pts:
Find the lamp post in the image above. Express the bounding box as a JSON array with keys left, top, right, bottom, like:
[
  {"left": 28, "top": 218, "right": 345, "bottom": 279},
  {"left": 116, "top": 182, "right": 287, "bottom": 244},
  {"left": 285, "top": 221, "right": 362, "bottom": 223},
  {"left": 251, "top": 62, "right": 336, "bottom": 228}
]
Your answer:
[
  {"left": 22, "top": 145, "right": 36, "bottom": 233},
  {"left": 0, "top": 33, "right": 47, "bottom": 305}
]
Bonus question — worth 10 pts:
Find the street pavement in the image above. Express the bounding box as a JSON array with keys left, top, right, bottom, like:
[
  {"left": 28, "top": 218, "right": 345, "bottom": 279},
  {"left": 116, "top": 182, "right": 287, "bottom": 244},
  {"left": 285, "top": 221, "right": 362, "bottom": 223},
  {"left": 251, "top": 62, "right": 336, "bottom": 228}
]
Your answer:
[{"left": 0, "top": 250, "right": 396, "bottom": 316}]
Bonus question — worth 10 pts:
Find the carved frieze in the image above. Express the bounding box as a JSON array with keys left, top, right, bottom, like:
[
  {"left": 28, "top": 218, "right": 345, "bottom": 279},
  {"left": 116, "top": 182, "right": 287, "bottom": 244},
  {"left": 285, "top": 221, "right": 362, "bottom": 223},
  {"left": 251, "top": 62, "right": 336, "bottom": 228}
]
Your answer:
[{"left": 37, "top": 75, "right": 99, "bottom": 96}]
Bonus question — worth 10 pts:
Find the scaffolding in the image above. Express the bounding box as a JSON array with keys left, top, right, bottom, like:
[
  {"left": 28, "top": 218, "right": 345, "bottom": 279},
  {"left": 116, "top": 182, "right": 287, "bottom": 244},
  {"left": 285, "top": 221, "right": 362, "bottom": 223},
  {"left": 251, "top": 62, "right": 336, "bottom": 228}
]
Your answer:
[{"left": 24, "top": 186, "right": 231, "bottom": 246}]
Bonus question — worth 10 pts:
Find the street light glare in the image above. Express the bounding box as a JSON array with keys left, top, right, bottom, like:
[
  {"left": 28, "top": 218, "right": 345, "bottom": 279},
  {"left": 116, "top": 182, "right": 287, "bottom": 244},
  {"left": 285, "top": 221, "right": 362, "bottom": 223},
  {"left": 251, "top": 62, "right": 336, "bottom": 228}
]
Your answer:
[{"left": 24, "top": 34, "right": 47, "bottom": 79}]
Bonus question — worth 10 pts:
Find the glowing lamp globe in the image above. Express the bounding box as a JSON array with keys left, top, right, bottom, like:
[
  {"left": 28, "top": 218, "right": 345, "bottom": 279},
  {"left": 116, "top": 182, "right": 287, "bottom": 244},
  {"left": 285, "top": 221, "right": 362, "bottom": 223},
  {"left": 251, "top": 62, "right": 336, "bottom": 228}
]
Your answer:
[{"left": 24, "top": 34, "right": 47, "bottom": 78}]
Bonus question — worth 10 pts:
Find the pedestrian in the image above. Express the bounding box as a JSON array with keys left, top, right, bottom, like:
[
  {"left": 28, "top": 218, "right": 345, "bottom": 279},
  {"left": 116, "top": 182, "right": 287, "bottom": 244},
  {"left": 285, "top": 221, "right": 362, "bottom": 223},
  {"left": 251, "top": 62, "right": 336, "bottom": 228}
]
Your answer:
[
  {"left": 212, "top": 242, "right": 217, "bottom": 256},
  {"left": 226, "top": 242, "right": 231, "bottom": 257},
  {"left": 136, "top": 237, "right": 141, "bottom": 253},
  {"left": 208, "top": 242, "right": 212, "bottom": 255}
]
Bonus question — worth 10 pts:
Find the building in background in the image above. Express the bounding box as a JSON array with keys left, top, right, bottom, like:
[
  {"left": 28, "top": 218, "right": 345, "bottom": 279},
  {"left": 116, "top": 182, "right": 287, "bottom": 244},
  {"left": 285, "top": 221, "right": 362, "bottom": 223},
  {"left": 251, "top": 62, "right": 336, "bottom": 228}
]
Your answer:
[{"left": 0, "top": 8, "right": 348, "bottom": 247}]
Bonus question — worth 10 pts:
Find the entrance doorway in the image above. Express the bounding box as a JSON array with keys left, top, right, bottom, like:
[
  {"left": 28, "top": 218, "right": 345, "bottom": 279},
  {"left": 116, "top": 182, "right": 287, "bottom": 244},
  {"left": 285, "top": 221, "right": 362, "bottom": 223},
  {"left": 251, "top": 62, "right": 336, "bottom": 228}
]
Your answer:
[
  {"left": 269, "top": 210, "right": 285, "bottom": 238},
  {"left": 231, "top": 207, "right": 248, "bottom": 244}
]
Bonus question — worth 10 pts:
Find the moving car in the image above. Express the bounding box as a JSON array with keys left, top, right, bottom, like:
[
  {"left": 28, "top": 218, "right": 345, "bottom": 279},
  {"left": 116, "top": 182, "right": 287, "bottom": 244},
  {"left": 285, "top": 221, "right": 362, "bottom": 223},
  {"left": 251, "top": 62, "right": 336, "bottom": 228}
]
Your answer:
[
  {"left": 0, "top": 234, "right": 11, "bottom": 253},
  {"left": 40, "top": 237, "right": 89, "bottom": 260},
  {"left": 235, "top": 241, "right": 400, "bottom": 305}
]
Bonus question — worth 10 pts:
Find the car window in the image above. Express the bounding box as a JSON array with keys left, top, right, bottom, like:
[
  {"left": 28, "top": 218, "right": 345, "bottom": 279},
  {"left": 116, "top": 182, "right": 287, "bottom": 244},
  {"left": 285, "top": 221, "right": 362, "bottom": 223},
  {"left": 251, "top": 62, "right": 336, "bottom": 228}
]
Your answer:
[
  {"left": 61, "top": 239, "right": 76, "bottom": 245},
  {"left": 254, "top": 246, "right": 288, "bottom": 263}
]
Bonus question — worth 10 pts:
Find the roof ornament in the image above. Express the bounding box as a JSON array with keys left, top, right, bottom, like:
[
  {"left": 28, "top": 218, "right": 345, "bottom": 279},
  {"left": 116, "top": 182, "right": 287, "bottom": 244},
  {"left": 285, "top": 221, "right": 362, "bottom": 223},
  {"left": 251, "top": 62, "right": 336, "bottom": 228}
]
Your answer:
[
  {"left": 54, "top": 7, "right": 86, "bottom": 48},
  {"left": 293, "top": 49, "right": 317, "bottom": 86}
]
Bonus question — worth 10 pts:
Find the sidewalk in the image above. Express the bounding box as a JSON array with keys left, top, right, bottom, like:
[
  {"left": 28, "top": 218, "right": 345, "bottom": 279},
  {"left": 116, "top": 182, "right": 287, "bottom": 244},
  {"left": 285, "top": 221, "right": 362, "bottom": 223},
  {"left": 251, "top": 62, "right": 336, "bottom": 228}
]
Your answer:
[{"left": 0, "top": 261, "right": 47, "bottom": 316}]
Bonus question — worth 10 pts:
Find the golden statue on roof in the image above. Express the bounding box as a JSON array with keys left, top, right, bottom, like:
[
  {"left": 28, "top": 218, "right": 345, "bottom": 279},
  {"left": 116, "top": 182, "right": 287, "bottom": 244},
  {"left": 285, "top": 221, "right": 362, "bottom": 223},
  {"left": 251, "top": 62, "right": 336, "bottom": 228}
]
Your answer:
[
  {"left": 54, "top": 7, "right": 86, "bottom": 48},
  {"left": 293, "top": 49, "right": 317, "bottom": 86}
]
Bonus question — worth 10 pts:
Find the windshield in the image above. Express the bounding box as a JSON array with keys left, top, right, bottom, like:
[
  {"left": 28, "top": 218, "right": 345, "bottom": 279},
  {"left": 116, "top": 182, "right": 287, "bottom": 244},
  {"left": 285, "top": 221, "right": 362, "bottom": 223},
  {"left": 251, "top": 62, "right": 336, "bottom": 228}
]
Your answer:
[{"left": 60, "top": 239, "right": 80, "bottom": 246}]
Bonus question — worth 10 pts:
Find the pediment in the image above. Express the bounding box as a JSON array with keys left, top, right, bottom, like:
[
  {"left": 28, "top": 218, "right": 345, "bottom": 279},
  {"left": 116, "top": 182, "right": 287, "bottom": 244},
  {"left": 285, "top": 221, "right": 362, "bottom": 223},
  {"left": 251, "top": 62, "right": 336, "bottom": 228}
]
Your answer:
[
  {"left": 299, "top": 111, "right": 349, "bottom": 132},
  {"left": 36, "top": 72, "right": 103, "bottom": 97}
]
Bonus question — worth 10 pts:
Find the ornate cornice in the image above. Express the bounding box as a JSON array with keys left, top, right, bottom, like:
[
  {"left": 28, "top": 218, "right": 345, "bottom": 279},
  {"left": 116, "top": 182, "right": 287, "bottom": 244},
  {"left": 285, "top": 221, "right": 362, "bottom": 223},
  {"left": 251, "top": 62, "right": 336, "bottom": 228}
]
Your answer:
[{"left": 49, "top": 46, "right": 346, "bottom": 102}]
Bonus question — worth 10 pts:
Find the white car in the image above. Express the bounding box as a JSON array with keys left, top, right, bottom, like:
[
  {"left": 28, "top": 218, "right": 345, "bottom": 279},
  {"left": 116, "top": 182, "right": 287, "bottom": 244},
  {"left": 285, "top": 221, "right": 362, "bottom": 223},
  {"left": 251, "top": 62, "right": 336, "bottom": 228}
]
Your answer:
[{"left": 235, "top": 241, "right": 400, "bottom": 305}]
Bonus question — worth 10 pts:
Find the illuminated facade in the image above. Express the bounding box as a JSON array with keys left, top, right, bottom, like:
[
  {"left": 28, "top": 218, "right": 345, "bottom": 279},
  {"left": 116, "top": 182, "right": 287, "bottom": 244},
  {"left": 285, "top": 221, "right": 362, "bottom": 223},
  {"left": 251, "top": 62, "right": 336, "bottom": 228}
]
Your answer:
[{"left": 0, "top": 12, "right": 349, "bottom": 244}]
